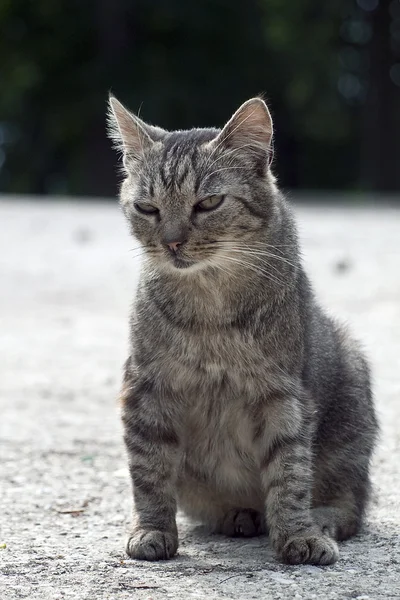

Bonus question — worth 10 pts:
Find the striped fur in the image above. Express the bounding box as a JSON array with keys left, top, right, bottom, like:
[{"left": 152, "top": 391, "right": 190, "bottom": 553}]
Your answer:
[{"left": 108, "top": 96, "right": 378, "bottom": 565}]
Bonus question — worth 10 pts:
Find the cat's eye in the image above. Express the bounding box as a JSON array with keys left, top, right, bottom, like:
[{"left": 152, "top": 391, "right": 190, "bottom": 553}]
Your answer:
[
  {"left": 195, "top": 195, "right": 225, "bottom": 212},
  {"left": 134, "top": 202, "right": 159, "bottom": 215}
]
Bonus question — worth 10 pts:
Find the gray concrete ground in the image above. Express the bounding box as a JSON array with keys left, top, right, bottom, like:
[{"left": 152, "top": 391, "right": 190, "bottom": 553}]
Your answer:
[{"left": 0, "top": 198, "right": 399, "bottom": 600}]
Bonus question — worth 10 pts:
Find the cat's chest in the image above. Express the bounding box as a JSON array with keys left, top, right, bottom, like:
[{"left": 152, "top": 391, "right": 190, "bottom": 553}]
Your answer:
[
  {"left": 182, "top": 390, "right": 261, "bottom": 492},
  {"left": 158, "top": 325, "right": 271, "bottom": 400}
]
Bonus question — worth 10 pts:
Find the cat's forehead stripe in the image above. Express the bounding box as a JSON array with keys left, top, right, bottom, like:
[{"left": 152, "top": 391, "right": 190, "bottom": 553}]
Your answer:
[{"left": 158, "top": 135, "right": 205, "bottom": 193}]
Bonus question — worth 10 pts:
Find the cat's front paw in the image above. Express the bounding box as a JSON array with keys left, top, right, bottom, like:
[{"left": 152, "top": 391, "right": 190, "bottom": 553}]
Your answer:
[
  {"left": 279, "top": 533, "right": 339, "bottom": 565},
  {"left": 126, "top": 529, "right": 178, "bottom": 561}
]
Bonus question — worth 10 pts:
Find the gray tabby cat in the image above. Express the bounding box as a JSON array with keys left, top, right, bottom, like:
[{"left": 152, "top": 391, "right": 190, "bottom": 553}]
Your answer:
[{"left": 107, "top": 95, "right": 378, "bottom": 565}]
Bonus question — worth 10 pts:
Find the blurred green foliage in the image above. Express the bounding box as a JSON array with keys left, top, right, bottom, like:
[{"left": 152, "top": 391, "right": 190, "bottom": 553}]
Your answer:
[{"left": 0, "top": 0, "right": 399, "bottom": 196}]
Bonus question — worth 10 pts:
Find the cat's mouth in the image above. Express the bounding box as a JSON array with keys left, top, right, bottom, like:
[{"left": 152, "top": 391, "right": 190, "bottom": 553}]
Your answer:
[
  {"left": 171, "top": 255, "right": 195, "bottom": 269},
  {"left": 150, "top": 244, "right": 217, "bottom": 271}
]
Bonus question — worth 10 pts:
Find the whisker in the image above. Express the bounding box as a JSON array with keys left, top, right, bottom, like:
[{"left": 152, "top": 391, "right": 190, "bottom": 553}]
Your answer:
[
  {"left": 219, "top": 255, "right": 285, "bottom": 287},
  {"left": 242, "top": 252, "right": 297, "bottom": 270},
  {"left": 215, "top": 240, "right": 295, "bottom": 253},
  {"left": 205, "top": 259, "right": 236, "bottom": 280},
  {"left": 220, "top": 250, "right": 282, "bottom": 278},
  {"left": 218, "top": 246, "right": 298, "bottom": 270},
  {"left": 131, "top": 256, "right": 147, "bottom": 262},
  {"left": 213, "top": 240, "right": 298, "bottom": 268},
  {"left": 215, "top": 248, "right": 293, "bottom": 280}
]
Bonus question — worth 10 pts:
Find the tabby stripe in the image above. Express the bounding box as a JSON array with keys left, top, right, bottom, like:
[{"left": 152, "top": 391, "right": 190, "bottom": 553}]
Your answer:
[
  {"left": 261, "top": 434, "right": 302, "bottom": 467},
  {"left": 129, "top": 462, "right": 173, "bottom": 485},
  {"left": 176, "top": 161, "right": 190, "bottom": 187},
  {"left": 126, "top": 419, "right": 179, "bottom": 446},
  {"left": 234, "top": 196, "right": 267, "bottom": 219}
]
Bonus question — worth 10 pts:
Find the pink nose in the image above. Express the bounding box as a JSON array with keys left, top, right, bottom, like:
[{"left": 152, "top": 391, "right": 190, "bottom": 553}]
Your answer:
[{"left": 168, "top": 241, "right": 182, "bottom": 252}]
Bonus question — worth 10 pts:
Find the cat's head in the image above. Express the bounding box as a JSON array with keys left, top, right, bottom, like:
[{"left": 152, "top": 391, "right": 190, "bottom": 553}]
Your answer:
[{"left": 108, "top": 95, "right": 277, "bottom": 274}]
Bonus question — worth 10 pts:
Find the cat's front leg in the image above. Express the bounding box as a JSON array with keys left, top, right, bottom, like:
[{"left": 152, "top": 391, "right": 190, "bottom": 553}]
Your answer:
[
  {"left": 260, "top": 401, "right": 339, "bottom": 565},
  {"left": 120, "top": 370, "right": 181, "bottom": 561}
]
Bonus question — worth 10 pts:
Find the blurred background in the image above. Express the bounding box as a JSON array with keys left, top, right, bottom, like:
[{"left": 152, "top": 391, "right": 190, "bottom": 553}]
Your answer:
[{"left": 0, "top": 0, "right": 400, "bottom": 198}]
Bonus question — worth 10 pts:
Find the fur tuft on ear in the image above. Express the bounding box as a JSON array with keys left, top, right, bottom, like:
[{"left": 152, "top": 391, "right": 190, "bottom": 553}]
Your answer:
[
  {"left": 107, "top": 95, "right": 166, "bottom": 165},
  {"left": 107, "top": 95, "right": 153, "bottom": 162},
  {"left": 213, "top": 98, "right": 273, "bottom": 160}
]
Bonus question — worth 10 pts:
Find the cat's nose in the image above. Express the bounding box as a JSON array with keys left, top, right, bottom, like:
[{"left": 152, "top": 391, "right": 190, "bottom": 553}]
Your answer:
[
  {"left": 167, "top": 241, "right": 183, "bottom": 252},
  {"left": 162, "top": 227, "right": 188, "bottom": 253}
]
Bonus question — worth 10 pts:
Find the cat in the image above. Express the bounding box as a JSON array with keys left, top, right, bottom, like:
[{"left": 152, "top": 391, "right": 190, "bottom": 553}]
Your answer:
[{"left": 107, "top": 94, "right": 378, "bottom": 565}]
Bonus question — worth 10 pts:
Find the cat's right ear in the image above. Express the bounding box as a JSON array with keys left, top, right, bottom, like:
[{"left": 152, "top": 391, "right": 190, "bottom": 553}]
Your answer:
[{"left": 107, "top": 95, "right": 164, "bottom": 168}]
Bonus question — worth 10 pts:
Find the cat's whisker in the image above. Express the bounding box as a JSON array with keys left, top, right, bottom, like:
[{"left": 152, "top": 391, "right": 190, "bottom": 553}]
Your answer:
[
  {"left": 206, "top": 259, "right": 237, "bottom": 280},
  {"left": 214, "top": 239, "right": 298, "bottom": 264},
  {"left": 130, "top": 255, "right": 147, "bottom": 262},
  {"left": 216, "top": 247, "right": 293, "bottom": 274},
  {"left": 215, "top": 239, "right": 295, "bottom": 252},
  {"left": 215, "top": 248, "right": 293, "bottom": 281},
  {"left": 217, "top": 240, "right": 302, "bottom": 262},
  {"left": 242, "top": 252, "right": 298, "bottom": 270},
  {"left": 218, "top": 255, "right": 285, "bottom": 287},
  {"left": 216, "top": 245, "right": 298, "bottom": 270},
  {"left": 242, "top": 246, "right": 298, "bottom": 261},
  {"left": 215, "top": 239, "right": 294, "bottom": 250},
  {"left": 129, "top": 247, "right": 164, "bottom": 262}
]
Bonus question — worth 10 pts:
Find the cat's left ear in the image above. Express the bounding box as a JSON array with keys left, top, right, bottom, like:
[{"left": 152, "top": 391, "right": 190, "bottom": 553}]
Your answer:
[{"left": 212, "top": 98, "right": 273, "bottom": 163}]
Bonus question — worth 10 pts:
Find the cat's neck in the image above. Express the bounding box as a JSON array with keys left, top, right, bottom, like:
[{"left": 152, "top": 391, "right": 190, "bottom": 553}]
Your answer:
[{"left": 141, "top": 255, "right": 293, "bottom": 330}]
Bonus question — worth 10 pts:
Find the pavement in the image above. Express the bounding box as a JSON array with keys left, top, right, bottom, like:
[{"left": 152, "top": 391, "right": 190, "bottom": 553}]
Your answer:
[{"left": 0, "top": 197, "right": 399, "bottom": 600}]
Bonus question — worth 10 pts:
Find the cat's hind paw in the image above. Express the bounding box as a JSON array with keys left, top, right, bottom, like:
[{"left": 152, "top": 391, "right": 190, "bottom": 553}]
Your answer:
[{"left": 220, "top": 508, "right": 265, "bottom": 537}]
